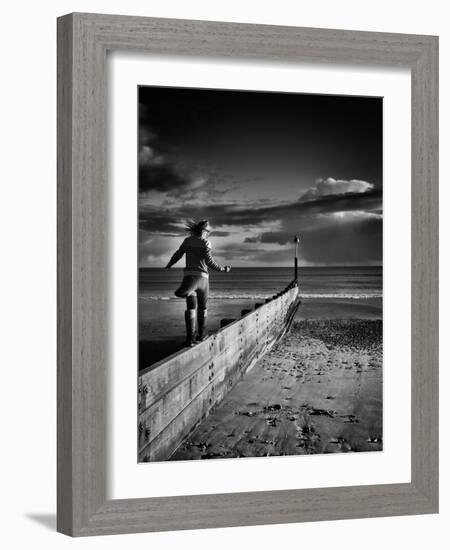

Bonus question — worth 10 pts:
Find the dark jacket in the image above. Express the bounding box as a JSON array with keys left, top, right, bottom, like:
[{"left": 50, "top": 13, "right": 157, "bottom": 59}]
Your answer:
[{"left": 166, "top": 235, "right": 225, "bottom": 277}]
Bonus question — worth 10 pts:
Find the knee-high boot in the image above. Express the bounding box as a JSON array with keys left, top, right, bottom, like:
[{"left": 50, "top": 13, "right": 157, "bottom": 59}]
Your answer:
[
  {"left": 184, "top": 309, "right": 197, "bottom": 347},
  {"left": 197, "top": 309, "right": 207, "bottom": 341}
]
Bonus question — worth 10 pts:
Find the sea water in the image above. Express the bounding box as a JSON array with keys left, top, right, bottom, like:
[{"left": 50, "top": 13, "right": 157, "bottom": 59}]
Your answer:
[
  {"left": 140, "top": 266, "right": 382, "bottom": 301},
  {"left": 139, "top": 267, "right": 382, "bottom": 369}
]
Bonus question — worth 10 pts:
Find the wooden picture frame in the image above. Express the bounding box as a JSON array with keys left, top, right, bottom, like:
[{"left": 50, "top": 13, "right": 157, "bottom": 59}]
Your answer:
[{"left": 57, "top": 12, "right": 438, "bottom": 536}]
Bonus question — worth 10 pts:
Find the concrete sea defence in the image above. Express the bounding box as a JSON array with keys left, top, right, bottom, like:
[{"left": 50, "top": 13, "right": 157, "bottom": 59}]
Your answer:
[{"left": 138, "top": 280, "right": 300, "bottom": 462}]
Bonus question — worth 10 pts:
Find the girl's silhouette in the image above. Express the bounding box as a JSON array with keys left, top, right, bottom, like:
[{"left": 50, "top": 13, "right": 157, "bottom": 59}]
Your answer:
[{"left": 165, "top": 220, "right": 231, "bottom": 346}]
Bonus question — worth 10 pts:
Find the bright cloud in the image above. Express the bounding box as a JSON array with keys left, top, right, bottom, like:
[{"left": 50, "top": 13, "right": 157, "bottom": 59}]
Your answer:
[{"left": 300, "top": 177, "right": 374, "bottom": 202}]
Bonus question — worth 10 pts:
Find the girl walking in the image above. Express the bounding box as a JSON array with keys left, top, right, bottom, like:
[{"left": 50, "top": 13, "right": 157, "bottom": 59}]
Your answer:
[{"left": 165, "top": 220, "right": 231, "bottom": 346}]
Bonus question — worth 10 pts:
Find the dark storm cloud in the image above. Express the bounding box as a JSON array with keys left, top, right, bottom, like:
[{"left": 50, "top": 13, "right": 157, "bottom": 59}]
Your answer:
[
  {"left": 139, "top": 181, "right": 382, "bottom": 266},
  {"left": 139, "top": 157, "right": 193, "bottom": 195},
  {"left": 299, "top": 216, "right": 382, "bottom": 264},
  {"left": 139, "top": 187, "right": 381, "bottom": 233},
  {"left": 244, "top": 236, "right": 260, "bottom": 243},
  {"left": 215, "top": 213, "right": 382, "bottom": 265},
  {"left": 139, "top": 217, "right": 184, "bottom": 235},
  {"left": 139, "top": 124, "right": 202, "bottom": 197},
  {"left": 139, "top": 123, "right": 239, "bottom": 200},
  {"left": 138, "top": 87, "right": 382, "bottom": 266},
  {"left": 258, "top": 214, "right": 382, "bottom": 254},
  {"left": 139, "top": 87, "right": 383, "bottom": 188},
  {"left": 210, "top": 231, "right": 231, "bottom": 237}
]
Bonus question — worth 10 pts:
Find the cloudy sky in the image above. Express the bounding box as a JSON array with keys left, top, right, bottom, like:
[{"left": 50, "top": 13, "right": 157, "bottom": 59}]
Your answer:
[{"left": 138, "top": 86, "right": 382, "bottom": 267}]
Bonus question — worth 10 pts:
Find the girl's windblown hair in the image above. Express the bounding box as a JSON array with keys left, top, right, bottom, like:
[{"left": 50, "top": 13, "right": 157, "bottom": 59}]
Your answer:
[
  {"left": 184, "top": 219, "right": 198, "bottom": 234},
  {"left": 184, "top": 219, "right": 211, "bottom": 236}
]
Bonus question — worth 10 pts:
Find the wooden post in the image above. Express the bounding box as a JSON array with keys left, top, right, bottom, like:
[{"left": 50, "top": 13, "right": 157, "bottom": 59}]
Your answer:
[{"left": 294, "top": 235, "right": 300, "bottom": 282}]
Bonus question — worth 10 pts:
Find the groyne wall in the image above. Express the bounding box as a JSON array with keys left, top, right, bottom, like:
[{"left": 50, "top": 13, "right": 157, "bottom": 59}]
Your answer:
[{"left": 138, "top": 280, "right": 300, "bottom": 462}]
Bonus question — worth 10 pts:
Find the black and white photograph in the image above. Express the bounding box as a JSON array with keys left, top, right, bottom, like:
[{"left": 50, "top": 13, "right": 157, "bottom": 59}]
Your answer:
[
  {"left": 1, "top": 0, "right": 442, "bottom": 543},
  {"left": 138, "top": 85, "right": 383, "bottom": 462}
]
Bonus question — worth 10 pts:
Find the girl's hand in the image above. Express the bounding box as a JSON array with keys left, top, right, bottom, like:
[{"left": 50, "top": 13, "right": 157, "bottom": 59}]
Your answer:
[{"left": 224, "top": 266, "right": 232, "bottom": 273}]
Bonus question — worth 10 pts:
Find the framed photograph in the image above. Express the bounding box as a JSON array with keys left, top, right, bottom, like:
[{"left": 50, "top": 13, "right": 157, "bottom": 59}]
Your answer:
[{"left": 57, "top": 13, "right": 438, "bottom": 536}]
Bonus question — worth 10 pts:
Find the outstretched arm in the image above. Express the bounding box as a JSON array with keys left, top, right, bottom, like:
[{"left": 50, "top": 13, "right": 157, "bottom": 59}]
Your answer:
[
  {"left": 204, "top": 242, "right": 231, "bottom": 272},
  {"left": 165, "top": 242, "right": 185, "bottom": 268}
]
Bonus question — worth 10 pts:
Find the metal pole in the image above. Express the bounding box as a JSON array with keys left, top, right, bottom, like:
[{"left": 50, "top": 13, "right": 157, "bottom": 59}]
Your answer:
[{"left": 294, "top": 235, "right": 299, "bottom": 282}]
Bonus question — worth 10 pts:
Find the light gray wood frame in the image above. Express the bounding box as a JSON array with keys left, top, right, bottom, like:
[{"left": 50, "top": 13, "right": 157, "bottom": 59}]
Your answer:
[{"left": 57, "top": 12, "right": 438, "bottom": 537}]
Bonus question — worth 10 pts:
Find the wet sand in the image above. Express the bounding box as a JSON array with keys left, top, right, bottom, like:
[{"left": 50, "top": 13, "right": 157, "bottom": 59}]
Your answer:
[{"left": 170, "top": 319, "right": 382, "bottom": 460}]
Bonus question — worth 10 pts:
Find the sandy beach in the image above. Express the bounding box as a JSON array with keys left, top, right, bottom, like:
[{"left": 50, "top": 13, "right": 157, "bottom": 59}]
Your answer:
[{"left": 170, "top": 318, "right": 382, "bottom": 460}]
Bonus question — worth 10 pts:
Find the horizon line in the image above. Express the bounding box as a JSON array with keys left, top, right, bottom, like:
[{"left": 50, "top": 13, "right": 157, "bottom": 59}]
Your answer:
[{"left": 139, "top": 264, "right": 383, "bottom": 269}]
